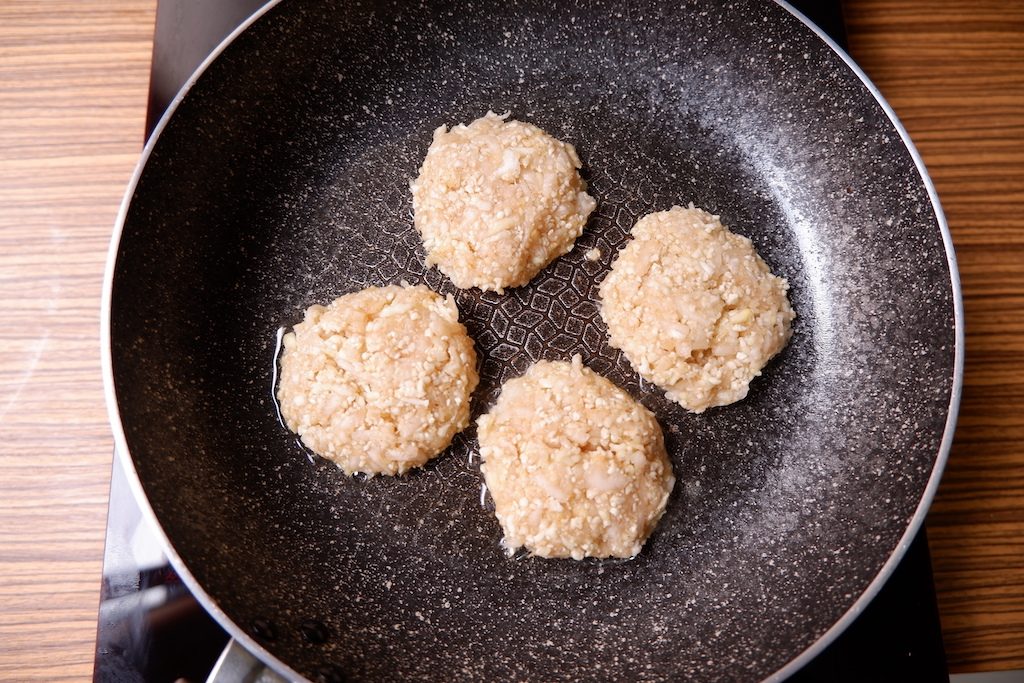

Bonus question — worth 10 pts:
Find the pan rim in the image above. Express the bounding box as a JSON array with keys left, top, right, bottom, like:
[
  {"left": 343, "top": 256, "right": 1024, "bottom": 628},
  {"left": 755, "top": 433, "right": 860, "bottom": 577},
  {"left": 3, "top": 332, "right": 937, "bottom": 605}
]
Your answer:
[
  {"left": 764, "top": 1, "right": 964, "bottom": 679},
  {"left": 100, "top": 1, "right": 304, "bottom": 679},
  {"left": 99, "top": 1, "right": 965, "bottom": 681},
  {"left": 761, "top": 7, "right": 964, "bottom": 681}
]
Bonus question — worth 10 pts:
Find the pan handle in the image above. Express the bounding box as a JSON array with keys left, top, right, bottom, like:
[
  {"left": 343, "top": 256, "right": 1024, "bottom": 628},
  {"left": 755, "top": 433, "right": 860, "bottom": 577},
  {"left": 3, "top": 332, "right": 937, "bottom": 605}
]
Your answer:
[{"left": 206, "top": 638, "right": 289, "bottom": 683}]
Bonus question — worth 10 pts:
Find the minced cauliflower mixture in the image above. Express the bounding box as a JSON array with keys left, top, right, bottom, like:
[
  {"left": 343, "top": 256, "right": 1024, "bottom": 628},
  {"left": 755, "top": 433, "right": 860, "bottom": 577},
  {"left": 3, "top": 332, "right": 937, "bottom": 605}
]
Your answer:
[
  {"left": 477, "top": 356, "right": 675, "bottom": 560},
  {"left": 599, "top": 205, "right": 795, "bottom": 412},
  {"left": 411, "top": 112, "right": 596, "bottom": 292},
  {"left": 276, "top": 106, "right": 799, "bottom": 563},
  {"left": 277, "top": 284, "right": 478, "bottom": 476}
]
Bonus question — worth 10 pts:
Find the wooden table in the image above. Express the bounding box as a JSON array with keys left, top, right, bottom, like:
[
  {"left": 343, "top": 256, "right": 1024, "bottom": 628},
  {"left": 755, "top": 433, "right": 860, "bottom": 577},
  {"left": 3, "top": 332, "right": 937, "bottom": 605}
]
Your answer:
[{"left": 0, "top": 0, "right": 1020, "bottom": 679}]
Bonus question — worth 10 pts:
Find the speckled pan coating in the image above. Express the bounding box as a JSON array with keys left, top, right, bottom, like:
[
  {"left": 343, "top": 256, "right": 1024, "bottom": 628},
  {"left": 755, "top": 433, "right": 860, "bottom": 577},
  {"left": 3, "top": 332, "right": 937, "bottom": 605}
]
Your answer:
[{"left": 109, "top": 0, "right": 957, "bottom": 680}]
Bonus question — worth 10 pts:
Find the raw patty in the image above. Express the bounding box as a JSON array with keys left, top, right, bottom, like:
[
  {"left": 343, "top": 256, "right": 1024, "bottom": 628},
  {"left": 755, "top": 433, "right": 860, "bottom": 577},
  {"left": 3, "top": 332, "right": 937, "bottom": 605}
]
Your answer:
[
  {"left": 599, "top": 204, "right": 795, "bottom": 413},
  {"left": 276, "top": 284, "right": 478, "bottom": 476},
  {"left": 410, "top": 111, "right": 597, "bottom": 292},
  {"left": 477, "top": 355, "right": 675, "bottom": 560}
]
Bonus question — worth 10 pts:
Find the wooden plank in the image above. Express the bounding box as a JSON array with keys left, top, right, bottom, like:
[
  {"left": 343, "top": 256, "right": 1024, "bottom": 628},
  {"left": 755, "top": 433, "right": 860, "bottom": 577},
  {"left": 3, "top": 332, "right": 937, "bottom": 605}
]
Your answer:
[{"left": 0, "top": 1, "right": 155, "bottom": 680}]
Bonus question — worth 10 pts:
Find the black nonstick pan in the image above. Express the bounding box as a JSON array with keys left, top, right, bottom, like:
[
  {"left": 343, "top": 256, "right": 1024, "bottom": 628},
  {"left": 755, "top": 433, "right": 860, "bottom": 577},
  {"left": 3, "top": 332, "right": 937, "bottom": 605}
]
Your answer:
[{"left": 102, "top": 0, "right": 963, "bottom": 680}]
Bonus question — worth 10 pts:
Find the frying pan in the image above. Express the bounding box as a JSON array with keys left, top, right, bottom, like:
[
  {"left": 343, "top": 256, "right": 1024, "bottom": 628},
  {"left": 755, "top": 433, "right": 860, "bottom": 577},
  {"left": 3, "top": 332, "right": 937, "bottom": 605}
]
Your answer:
[{"left": 102, "top": 0, "right": 963, "bottom": 680}]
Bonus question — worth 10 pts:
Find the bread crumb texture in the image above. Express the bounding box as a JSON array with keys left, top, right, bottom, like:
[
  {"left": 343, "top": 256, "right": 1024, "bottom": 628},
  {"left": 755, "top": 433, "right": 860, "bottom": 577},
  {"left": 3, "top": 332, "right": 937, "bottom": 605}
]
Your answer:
[
  {"left": 599, "top": 205, "right": 795, "bottom": 413},
  {"left": 478, "top": 355, "right": 675, "bottom": 560},
  {"left": 277, "top": 284, "right": 478, "bottom": 476},
  {"left": 411, "top": 112, "right": 596, "bottom": 292}
]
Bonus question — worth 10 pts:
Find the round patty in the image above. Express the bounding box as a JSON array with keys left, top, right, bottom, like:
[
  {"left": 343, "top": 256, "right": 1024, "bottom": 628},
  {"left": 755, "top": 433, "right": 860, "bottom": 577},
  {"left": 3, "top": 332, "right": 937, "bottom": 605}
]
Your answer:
[
  {"left": 411, "top": 112, "right": 596, "bottom": 292},
  {"left": 477, "top": 356, "right": 675, "bottom": 560},
  {"left": 599, "top": 204, "right": 795, "bottom": 412},
  {"left": 277, "top": 284, "right": 478, "bottom": 475}
]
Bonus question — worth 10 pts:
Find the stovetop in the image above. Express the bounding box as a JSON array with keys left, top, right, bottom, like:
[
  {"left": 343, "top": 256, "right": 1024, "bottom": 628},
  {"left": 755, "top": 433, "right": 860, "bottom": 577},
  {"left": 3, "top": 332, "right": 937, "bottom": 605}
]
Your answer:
[{"left": 95, "top": 2, "right": 949, "bottom": 681}]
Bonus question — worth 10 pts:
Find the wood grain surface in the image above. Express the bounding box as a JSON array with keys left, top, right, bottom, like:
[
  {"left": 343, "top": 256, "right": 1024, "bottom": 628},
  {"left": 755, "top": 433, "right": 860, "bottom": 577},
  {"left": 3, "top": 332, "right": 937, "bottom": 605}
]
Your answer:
[
  {"left": 0, "top": 1, "right": 156, "bottom": 680},
  {"left": 845, "top": 0, "right": 1024, "bottom": 673},
  {"left": 0, "top": 0, "right": 1020, "bottom": 679}
]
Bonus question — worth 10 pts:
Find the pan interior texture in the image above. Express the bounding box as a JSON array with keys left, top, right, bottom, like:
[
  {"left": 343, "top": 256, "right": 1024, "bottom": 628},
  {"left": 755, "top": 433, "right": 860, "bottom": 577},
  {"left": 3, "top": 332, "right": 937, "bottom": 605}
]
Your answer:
[{"left": 108, "top": 0, "right": 957, "bottom": 680}]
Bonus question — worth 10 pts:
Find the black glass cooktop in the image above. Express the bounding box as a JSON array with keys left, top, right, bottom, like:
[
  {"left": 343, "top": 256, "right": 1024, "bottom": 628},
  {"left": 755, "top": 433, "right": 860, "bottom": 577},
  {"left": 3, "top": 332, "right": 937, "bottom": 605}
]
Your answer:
[{"left": 95, "top": 2, "right": 949, "bottom": 681}]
